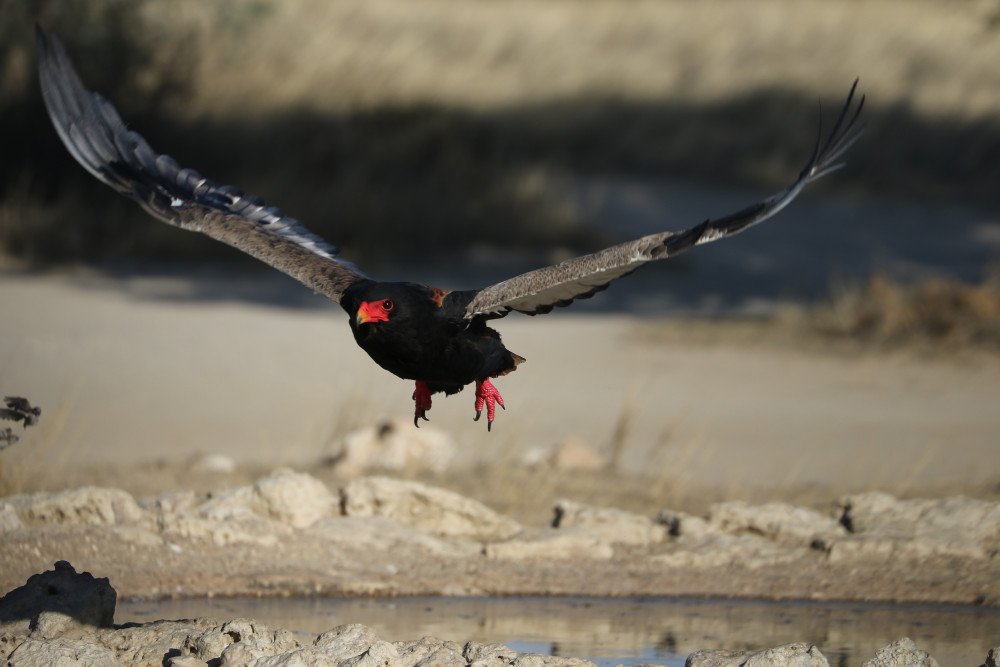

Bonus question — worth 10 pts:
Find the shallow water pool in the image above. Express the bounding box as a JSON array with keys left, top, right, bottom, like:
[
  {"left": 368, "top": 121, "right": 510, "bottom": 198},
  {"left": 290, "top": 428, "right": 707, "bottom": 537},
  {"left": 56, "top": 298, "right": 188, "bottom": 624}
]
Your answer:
[{"left": 117, "top": 596, "right": 998, "bottom": 666}]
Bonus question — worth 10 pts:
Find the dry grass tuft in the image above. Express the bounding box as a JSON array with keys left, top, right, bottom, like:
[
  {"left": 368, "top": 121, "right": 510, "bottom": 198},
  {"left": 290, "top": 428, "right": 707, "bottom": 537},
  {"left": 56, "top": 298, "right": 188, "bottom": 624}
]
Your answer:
[{"left": 816, "top": 274, "right": 1000, "bottom": 351}]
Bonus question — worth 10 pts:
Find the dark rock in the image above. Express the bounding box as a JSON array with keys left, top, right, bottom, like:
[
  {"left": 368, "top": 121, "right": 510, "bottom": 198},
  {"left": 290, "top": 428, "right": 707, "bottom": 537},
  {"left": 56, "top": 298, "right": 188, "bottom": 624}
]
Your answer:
[{"left": 0, "top": 561, "right": 115, "bottom": 631}]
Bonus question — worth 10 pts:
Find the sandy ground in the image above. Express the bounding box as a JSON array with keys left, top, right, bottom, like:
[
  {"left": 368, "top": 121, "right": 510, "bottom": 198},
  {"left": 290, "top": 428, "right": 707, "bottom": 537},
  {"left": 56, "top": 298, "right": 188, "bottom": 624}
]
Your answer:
[{"left": 1, "top": 268, "right": 998, "bottom": 494}]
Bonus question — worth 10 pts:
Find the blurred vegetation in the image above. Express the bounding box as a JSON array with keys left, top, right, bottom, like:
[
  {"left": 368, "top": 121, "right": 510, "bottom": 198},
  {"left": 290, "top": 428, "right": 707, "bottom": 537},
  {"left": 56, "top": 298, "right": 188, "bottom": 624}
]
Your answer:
[
  {"left": 1, "top": 0, "right": 999, "bottom": 267},
  {"left": 814, "top": 273, "right": 1000, "bottom": 351}
]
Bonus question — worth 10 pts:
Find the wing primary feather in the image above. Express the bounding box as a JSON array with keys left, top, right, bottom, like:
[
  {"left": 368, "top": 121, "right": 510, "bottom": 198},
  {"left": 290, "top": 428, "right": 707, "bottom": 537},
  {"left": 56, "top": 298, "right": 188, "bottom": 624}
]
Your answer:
[
  {"left": 36, "top": 26, "right": 368, "bottom": 305},
  {"left": 464, "top": 80, "right": 864, "bottom": 319}
]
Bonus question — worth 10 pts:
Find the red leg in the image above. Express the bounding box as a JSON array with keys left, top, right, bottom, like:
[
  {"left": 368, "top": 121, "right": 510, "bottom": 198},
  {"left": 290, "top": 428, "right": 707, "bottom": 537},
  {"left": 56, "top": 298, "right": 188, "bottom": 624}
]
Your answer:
[
  {"left": 474, "top": 379, "right": 505, "bottom": 431},
  {"left": 412, "top": 381, "right": 432, "bottom": 427}
]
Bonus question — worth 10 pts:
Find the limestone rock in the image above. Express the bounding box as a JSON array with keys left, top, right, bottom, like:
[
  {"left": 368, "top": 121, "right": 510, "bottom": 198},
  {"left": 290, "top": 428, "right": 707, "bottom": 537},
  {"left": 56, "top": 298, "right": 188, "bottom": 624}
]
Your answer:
[
  {"left": 823, "top": 493, "right": 1000, "bottom": 561},
  {"left": 140, "top": 489, "right": 200, "bottom": 517},
  {"left": 145, "top": 470, "right": 336, "bottom": 546},
  {"left": 0, "top": 501, "right": 22, "bottom": 533},
  {"left": 657, "top": 502, "right": 843, "bottom": 546},
  {"left": 687, "top": 642, "right": 828, "bottom": 667},
  {"left": 982, "top": 646, "right": 1000, "bottom": 667},
  {"left": 655, "top": 509, "right": 709, "bottom": 537},
  {"left": 308, "top": 516, "right": 480, "bottom": 558},
  {"left": 168, "top": 656, "right": 209, "bottom": 667},
  {"left": 343, "top": 639, "right": 400, "bottom": 667},
  {"left": 314, "top": 624, "right": 384, "bottom": 660},
  {"left": 252, "top": 468, "right": 338, "bottom": 528},
  {"left": 704, "top": 501, "right": 844, "bottom": 545},
  {"left": 861, "top": 638, "right": 940, "bottom": 667},
  {"left": 464, "top": 640, "right": 524, "bottom": 665},
  {"left": 837, "top": 492, "right": 998, "bottom": 535},
  {"left": 483, "top": 527, "right": 614, "bottom": 560},
  {"left": 394, "top": 636, "right": 466, "bottom": 667},
  {"left": 6, "top": 487, "right": 145, "bottom": 527},
  {"left": 104, "top": 618, "right": 219, "bottom": 666},
  {"left": 552, "top": 499, "right": 667, "bottom": 546},
  {"left": 685, "top": 648, "right": 748, "bottom": 667},
  {"left": 341, "top": 477, "right": 521, "bottom": 541},
  {"left": 463, "top": 641, "right": 597, "bottom": 667},
  {"left": 6, "top": 635, "right": 122, "bottom": 666},
  {"left": 0, "top": 561, "right": 115, "bottom": 631},
  {"left": 329, "top": 420, "right": 455, "bottom": 476},
  {"left": 510, "top": 656, "right": 596, "bottom": 667},
  {"left": 652, "top": 534, "right": 805, "bottom": 570}
]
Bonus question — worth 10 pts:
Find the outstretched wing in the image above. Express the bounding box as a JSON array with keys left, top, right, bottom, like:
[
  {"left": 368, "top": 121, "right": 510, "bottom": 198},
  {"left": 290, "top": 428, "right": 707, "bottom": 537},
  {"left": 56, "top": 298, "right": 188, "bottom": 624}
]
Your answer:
[
  {"left": 464, "top": 81, "right": 865, "bottom": 319},
  {"left": 36, "top": 27, "right": 369, "bottom": 304}
]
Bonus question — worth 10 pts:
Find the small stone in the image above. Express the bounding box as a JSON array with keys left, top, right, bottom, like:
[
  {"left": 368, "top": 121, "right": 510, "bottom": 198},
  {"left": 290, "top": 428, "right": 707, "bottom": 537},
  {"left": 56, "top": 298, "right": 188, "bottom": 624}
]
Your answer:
[{"left": 189, "top": 453, "right": 237, "bottom": 474}]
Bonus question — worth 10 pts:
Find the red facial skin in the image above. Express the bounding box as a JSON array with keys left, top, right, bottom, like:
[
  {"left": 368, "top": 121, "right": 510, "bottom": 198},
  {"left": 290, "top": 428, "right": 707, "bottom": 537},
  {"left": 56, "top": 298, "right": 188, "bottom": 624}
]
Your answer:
[{"left": 356, "top": 299, "right": 394, "bottom": 325}]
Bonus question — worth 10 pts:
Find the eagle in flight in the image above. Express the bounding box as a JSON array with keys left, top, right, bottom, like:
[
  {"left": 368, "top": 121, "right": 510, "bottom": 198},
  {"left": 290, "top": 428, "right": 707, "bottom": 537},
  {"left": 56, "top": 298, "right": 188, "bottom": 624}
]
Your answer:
[{"left": 36, "top": 28, "right": 864, "bottom": 431}]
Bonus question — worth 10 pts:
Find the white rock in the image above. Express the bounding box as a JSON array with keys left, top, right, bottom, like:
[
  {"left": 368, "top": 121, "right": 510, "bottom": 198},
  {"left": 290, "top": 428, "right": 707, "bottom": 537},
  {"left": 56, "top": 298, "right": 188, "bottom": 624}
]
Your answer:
[
  {"left": 553, "top": 499, "right": 667, "bottom": 546},
  {"left": 483, "top": 527, "right": 614, "bottom": 560},
  {"left": 652, "top": 534, "right": 805, "bottom": 570},
  {"left": 0, "top": 501, "right": 23, "bottom": 533},
  {"left": 329, "top": 420, "right": 455, "bottom": 475},
  {"left": 188, "top": 453, "right": 237, "bottom": 474},
  {"left": 827, "top": 493, "right": 1000, "bottom": 562},
  {"left": 5, "top": 636, "right": 122, "bottom": 666},
  {"left": 860, "top": 637, "right": 940, "bottom": 667},
  {"left": 7, "top": 487, "right": 145, "bottom": 527},
  {"left": 687, "top": 642, "right": 829, "bottom": 667},
  {"left": 252, "top": 468, "right": 338, "bottom": 528},
  {"left": 393, "top": 636, "right": 466, "bottom": 667},
  {"left": 309, "top": 516, "right": 480, "bottom": 558},
  {"left": 314, "top": 624, "right": 384, "bottom": 660},
  {"left": 343, "top": 639, "right": 400, "bottom": 667},
  {"left": 341, "top": 477, "right": 520, "bottom": 541},
  {"left": 706, "top": 501, "right": 844, "bottom": 544}
]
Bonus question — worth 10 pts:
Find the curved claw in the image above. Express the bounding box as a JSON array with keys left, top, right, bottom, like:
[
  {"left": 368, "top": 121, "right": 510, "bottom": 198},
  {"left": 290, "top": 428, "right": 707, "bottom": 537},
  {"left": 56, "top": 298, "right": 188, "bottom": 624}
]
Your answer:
[
  {"left": 412, "top": 381, "right": 432, "bottom": 428},
  {"left": 474, "top": 379, "right": 505, "bottom": 432}
]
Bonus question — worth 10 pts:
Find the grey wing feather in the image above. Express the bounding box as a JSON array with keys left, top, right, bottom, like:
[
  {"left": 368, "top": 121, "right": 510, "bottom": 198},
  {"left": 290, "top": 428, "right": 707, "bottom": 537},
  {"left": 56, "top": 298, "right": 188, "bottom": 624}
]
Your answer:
[
  {"left": 465, "top": 80, "right": 865, "bottom": 319},
  {"left": 37, "top": 27, "right": 368, "bottom": 304}
]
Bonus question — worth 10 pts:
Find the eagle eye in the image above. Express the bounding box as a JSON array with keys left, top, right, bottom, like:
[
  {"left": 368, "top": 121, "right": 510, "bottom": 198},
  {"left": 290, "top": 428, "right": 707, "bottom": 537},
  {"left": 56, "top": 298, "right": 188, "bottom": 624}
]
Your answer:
[{"left": 382, "top": 299, "right": 394, "bottom": 311}]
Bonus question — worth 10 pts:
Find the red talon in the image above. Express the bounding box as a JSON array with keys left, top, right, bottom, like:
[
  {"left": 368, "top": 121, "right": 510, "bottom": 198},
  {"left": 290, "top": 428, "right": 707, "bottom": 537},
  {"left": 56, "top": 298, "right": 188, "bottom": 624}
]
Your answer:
[
  {"left": 413, "top": 381, "right": 432, "bottom": 427},
  {"left": 474, "top": 378, "right": 505, "bottom": 431}
]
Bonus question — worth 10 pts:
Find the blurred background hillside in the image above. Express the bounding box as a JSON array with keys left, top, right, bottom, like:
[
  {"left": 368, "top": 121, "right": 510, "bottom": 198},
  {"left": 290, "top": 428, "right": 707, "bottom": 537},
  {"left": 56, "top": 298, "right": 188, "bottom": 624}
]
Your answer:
[{"left": 2, "top": 0, "right": 998, "bottom": 269}]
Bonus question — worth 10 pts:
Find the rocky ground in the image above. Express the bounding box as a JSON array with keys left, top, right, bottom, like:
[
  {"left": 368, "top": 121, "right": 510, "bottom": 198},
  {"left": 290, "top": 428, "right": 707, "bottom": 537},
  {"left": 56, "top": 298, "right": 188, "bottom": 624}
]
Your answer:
[
  {"left": 1, "top": 470, "right": 999, "bottom": 665},
  {"left": 2, "top": 470, "right": 999, "bottom": 604},
  {"left": 0, "top": 478, "right": 996, "bottom": 665}
]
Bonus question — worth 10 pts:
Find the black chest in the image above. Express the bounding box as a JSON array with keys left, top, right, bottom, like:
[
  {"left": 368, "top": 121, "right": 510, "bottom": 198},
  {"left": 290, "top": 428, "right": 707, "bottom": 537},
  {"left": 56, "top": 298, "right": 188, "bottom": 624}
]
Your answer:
[{"left": 343, "top": 282, "right": 512, "bottom": 389}]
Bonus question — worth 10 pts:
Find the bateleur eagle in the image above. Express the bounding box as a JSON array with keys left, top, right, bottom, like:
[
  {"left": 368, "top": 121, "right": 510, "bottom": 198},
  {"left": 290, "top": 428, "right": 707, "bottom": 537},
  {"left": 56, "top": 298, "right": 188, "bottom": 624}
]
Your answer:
[{"left": 36, "top": 28, "right": 864, "bottom": 431}]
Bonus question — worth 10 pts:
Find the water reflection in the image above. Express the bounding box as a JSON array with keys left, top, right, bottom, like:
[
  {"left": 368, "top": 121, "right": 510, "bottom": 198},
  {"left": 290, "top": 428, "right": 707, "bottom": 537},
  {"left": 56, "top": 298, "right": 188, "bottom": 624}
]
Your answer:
[{"left": 118, "top": 596, "right": 998, "bottom": 666}]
